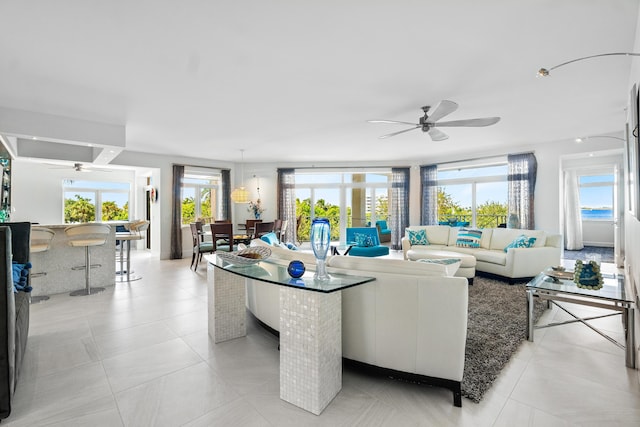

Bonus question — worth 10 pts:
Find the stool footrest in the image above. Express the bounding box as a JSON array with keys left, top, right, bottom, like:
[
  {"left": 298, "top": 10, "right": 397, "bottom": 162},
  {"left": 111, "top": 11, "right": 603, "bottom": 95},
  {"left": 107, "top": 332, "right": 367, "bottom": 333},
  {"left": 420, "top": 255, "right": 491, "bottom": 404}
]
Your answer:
[
  {"left": 70, "top": 287, "right": 105, "bottom": 296},
  {"left": 71, "top": 264, "right": 102, "bottom": 271},
  {"left": 31, "top": 272, "right": 47, "bottom": 278}
]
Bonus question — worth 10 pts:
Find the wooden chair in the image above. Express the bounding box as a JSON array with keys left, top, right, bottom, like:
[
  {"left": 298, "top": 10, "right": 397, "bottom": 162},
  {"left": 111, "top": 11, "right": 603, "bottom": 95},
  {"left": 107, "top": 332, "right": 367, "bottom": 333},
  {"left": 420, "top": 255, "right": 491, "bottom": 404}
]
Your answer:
[
  {"left": 189, "top": 222, "right": 214, "bottom": 270},
  {"left": 210, "top": 222, "right": 235, "bottom": 252},
  {"left": 273, "top": 219, "right": 283, "bottom": 242},
  {"left": 254, "top": 221, "right": 275, "bottom": 239},
  {"left": 245, "top": 219, "right": 263, "bottom": 238}
]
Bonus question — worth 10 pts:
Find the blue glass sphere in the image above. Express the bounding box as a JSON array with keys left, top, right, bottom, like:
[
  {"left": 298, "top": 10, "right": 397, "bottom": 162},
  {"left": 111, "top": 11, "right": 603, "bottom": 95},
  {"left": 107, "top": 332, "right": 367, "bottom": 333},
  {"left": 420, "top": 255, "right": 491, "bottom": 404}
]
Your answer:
[{"left": 287, "top": 260, "right": 305, "bottom": 278}]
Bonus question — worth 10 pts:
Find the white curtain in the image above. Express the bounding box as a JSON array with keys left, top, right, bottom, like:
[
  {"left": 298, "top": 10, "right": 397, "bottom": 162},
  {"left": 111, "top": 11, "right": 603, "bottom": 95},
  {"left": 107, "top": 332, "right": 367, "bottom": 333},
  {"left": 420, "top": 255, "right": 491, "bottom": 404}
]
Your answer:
[{"left": 563, "top": 170, "right": 584, "bottom": 250}]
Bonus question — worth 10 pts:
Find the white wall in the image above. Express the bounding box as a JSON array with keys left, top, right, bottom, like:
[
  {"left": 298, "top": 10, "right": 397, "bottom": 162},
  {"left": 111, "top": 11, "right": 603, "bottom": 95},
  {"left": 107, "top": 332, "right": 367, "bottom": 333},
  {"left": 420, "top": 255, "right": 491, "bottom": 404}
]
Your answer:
[{"left": 626, "top": 3, "right": 640, "bottom": 372}]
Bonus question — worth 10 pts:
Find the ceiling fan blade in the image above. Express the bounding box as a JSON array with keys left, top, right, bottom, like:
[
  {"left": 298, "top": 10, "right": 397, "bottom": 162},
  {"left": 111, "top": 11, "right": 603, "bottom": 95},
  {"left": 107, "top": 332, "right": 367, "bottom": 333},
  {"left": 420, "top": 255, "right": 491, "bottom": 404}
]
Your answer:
[
  {"left": 433, "top": 117, "right": 501, "bottom": 127},
  {"left": 426, "top": 100, "right": 458, "bottom": 123},
  {"left": 378, "top": 126, "right": 420, "bottom": 139},
  {"left": 428, "top": 128, "right": 449, "bottom": 141},
  {"left": 368, "top": 120, "right": 419, "bottom": 126}
]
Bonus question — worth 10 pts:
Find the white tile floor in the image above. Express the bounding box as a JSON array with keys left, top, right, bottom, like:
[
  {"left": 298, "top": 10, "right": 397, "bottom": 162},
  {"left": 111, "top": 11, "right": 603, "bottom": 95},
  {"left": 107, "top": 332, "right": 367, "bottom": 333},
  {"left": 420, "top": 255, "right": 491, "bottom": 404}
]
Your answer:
[{"left": 5, "top": 251, "right": 640, "bottom": 426}]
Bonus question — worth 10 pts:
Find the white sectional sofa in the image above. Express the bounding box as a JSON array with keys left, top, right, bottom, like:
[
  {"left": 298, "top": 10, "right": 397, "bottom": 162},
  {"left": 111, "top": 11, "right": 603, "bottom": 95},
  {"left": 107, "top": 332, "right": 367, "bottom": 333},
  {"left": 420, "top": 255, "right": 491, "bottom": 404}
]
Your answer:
[
  {"left": 402, "top": 225, "right": 562, "bottom": 281},
  {"left": 246, "top": 240, "right": 469, "bottom": 406}
]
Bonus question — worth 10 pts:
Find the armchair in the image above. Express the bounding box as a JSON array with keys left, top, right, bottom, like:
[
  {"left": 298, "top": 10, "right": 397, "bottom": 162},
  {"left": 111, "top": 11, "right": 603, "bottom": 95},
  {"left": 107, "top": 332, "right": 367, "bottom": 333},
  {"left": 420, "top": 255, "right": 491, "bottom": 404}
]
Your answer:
[
  {"left": 346, "top": 227, "right": 390, "bottom": 257},
  {"left": 375, "top": 220, "right": 391, "bottom": 242}
]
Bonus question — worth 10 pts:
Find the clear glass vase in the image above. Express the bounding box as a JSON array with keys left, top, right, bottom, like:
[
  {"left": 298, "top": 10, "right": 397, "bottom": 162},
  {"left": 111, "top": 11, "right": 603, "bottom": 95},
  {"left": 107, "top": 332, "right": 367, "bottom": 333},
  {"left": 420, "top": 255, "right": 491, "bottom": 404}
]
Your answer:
[{"left": 310, "top": 218, "right": 331, "bottom": 281}]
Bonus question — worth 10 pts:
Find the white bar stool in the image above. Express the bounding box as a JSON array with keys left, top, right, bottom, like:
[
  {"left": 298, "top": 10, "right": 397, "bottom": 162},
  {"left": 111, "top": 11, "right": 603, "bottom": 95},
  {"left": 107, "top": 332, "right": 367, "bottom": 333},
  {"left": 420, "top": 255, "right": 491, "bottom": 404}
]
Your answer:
[
  {"left": 65, "top": 223, "right": 111, "bottom": 296},
  {"left": 116, "top": 220, "right": 148, "bottom": 282},
  {"left": 29, "top": 227, "right": 55, "bottom": 303}
]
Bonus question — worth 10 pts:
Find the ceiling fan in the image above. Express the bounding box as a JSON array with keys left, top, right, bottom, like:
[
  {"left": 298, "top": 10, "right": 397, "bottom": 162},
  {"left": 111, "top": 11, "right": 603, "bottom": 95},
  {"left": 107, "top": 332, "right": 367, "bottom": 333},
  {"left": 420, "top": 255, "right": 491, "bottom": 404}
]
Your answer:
[
  {"left": 368, "top": 100, "right": 500, "bottom": 141},
  {"left": 47, "top": 162, "right": 112, "bottom": 172}
]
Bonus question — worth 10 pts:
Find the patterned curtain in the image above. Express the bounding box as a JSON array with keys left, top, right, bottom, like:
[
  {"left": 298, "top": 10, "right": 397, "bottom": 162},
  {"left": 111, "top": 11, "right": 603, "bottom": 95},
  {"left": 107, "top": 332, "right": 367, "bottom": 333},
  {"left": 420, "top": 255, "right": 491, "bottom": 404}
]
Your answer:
[
  {"left": 170, "top": 164, "right": 184, "bottom": 259},
  {"left": 508, "top": 153, "right": 537, "bottom": 230},
  {"left": 221, "top": 169, "right": 231, "bottom": 221},
  {"left": 420, "top": 165, "right": 438, "bottom": 225},
  {"left": 390, "top": 167, "right": 410, "bottom": 250},
  {"left": 277, "top": 168, "right": 296, "bottom": 244}
]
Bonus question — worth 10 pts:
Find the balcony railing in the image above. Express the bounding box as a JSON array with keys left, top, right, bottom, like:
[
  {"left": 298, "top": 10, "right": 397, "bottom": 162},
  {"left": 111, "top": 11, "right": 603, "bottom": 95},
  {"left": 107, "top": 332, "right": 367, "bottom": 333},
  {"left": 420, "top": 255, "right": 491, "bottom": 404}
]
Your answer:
[{"left": 438, "top": 214, "right": 508, "bottom": 229}]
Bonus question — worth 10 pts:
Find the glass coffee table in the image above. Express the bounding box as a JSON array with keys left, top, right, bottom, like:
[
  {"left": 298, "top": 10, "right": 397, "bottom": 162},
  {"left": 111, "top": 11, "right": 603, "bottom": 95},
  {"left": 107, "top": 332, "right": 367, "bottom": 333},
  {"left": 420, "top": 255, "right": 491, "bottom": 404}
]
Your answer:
[{"left": 526, "top": 270, "right": 636, "bottom": 368}]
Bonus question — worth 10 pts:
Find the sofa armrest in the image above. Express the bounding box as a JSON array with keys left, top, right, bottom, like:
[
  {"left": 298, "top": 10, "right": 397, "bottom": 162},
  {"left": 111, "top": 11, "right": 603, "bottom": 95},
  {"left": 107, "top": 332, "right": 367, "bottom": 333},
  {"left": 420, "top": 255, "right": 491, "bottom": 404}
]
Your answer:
[
  {"left": 401, "top": 237, "right": 411, "bottom": 259},
  {"left": 506, "top": 246, "right": 562, "bottom": 278}
]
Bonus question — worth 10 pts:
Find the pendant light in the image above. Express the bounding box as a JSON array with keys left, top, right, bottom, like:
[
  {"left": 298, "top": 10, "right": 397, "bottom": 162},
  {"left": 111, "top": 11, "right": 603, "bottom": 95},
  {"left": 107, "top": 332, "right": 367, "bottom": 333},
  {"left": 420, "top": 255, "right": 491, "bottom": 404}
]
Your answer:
[{"left": 230, "top": 149, "right": 250, "bottom": 203}]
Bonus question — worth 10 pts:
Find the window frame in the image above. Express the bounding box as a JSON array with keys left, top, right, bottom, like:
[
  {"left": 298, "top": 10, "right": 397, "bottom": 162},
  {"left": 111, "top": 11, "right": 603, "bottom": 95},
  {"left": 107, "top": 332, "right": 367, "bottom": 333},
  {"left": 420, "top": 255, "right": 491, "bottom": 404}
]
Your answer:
[{"left": 62, "top": 180, "right": 130, "bottom": 223}]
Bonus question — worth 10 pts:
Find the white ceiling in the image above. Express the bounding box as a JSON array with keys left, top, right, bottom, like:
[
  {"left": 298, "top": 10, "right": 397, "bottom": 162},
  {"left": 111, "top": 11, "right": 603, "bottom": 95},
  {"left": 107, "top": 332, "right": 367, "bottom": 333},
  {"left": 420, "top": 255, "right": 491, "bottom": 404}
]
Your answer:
[{"left": 0, "top": 1, "right": 638, "bottom": 164}]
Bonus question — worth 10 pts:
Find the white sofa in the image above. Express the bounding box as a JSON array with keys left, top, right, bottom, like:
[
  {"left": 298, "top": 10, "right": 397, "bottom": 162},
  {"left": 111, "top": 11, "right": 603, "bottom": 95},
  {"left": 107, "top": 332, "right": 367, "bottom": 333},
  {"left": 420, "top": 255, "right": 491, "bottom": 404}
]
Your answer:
[
  {"left": 402, "top": 225, "right": 562, "bottom": 281},
  {"left": 246, "top": 240, "right": 469, "bottom": 406}
]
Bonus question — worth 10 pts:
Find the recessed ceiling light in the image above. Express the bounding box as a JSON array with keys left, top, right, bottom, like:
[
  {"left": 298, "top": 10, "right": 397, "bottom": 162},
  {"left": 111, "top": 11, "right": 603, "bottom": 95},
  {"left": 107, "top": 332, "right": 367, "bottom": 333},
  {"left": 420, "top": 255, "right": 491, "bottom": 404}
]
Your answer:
[
  {"left": 588, "top": 153, "right": 594, "bottom": 157},
  {"left": 575, "top": 138, "right": 583, "bottom": 143},
  {"left": 88, "top": 143, "right": 93, "bottom": 147},
  {"left": 31, "top": 136, "right": 37, "bottom": 140}
]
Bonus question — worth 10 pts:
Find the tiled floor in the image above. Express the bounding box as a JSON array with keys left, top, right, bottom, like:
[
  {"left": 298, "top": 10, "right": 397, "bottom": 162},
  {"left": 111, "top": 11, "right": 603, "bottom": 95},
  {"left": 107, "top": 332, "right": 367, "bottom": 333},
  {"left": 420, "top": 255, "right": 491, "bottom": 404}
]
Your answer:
[{"left": 5, "top": 250, "right": 639, "bottom": 426}]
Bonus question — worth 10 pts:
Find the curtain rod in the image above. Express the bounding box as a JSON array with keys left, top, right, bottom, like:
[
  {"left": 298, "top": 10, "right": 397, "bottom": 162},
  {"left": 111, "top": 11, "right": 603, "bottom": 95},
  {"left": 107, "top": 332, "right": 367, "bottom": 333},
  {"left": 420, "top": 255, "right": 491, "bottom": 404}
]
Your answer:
[
  {"left": 427, "top": 151, "right": 535, "bottom": 167},
  {"left": 174, "top": 163, "right": 230, "bottom": 171},
  {"left": 291, "top": 165, "right": 407, "bottom": 170}
]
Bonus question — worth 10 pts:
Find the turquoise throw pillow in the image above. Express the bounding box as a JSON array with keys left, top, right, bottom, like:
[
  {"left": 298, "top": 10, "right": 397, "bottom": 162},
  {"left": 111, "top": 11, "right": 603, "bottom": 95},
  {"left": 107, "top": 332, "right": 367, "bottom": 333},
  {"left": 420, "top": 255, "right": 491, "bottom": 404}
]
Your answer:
[
  {"left": 456, "top": 228, "right": 482, "bottom": 248},
  {"left": 354, "top": 233, "right": 375, "bottom": 247},
  {"left": 504, "top": 235, "right": 537, "bottom": 252},
  {"left": 406, "top": 229, "right": 429, "bottom": 245},
  {"left": 12, "top": 261, "right": 32, "bottom": 293}
]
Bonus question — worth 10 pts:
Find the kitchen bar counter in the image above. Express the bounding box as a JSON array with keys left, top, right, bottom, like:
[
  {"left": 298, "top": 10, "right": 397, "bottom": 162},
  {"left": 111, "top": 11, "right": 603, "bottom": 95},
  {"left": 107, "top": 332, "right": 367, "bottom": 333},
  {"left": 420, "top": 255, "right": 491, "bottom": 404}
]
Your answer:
[{"left": 29, "top": 224, "right": 116, "bottom": 296}]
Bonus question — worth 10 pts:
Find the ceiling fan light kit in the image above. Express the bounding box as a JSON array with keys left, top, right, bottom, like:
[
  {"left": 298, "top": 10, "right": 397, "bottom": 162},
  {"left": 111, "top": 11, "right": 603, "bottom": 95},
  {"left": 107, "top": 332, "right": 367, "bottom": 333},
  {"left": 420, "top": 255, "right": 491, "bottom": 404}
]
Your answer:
[{"left": 368, "top": 100, "right": 500, "bottom": 141}]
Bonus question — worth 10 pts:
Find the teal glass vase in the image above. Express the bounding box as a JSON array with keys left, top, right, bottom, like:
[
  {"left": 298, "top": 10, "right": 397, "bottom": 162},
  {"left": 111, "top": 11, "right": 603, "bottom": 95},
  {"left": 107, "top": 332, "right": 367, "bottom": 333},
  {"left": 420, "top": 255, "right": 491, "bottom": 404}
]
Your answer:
[{"left": 310, "top": 218, "right": 331, "bottom": 281}]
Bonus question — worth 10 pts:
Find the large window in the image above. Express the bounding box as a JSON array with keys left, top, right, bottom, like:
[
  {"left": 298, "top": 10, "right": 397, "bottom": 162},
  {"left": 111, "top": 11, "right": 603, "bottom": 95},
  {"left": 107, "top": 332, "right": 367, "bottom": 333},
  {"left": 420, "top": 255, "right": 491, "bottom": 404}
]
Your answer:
[
  {"left": 63, "top": 180, "right": 130, "bottom": 223},
  {"left": 437, "top": 163, "right": 508, "bottom": 228},
  {"left": 181, "top": 169, "right": 222, "bottom": 224},
  {"left": 579, "top": 174, "right": 614, "bottom": 220},
  {"left": 294, "top": 170, "right": 391, "bottom": 242}
]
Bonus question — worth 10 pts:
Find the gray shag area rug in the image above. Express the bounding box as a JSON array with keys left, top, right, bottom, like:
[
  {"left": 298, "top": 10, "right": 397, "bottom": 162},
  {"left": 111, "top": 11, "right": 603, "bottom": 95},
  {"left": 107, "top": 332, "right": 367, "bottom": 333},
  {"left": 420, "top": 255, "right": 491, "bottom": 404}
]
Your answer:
[{"left": 462, "top": 275, "right": 546, "bottom": 403}]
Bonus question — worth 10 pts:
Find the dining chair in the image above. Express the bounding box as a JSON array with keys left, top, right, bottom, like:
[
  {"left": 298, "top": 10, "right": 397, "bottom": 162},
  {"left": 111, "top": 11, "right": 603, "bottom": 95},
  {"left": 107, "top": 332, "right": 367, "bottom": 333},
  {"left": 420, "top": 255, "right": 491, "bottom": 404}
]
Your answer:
[
  {"left": 190, "top": 222, "right": 214, "bottom": 270},
  {"left": 210, "top": 222, "right": 235, "bottom": 252},
  {"left": 254, "top": 221, "right": 275, "bottom": 239},
  {"left": 245, "top": 219, "right": 263, "bottom": 239},
  {"left": 273, "top": 219, "right": 283, "bottom": 242}
]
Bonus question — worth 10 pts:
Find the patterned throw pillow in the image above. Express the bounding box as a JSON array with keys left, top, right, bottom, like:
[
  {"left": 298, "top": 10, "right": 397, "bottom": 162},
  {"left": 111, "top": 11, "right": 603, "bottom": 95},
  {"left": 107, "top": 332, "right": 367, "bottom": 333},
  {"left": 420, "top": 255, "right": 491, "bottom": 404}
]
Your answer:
[
  {"left": 504, "top": 235, "right": 537, "bottom": 252},
  {"left": 354, "top": 233, "right": 375, "bottom": 247},
  {"left": 406, "top": 229, "right": 429, "bottom": 245},
  {"left": 456, "top": 228, "right": 482, "bottom": 248}
]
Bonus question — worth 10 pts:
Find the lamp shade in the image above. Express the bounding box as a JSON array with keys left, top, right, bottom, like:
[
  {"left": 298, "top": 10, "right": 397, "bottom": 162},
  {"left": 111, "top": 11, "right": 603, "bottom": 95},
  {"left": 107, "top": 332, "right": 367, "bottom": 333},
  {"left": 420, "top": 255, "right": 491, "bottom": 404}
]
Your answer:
[{"left": 230, "top": 187, "right": 250, "bottom": 203}]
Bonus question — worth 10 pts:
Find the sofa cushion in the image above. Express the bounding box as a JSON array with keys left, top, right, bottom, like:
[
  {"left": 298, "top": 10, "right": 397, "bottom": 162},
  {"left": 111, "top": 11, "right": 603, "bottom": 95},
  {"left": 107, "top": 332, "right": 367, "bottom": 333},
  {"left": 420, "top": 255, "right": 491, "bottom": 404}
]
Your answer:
[
  {"left": 455, "top": 228, "right": 482, "bottom": 248},
  {"left": 504, "top": 235, "right": 537, "bottom": 252},
  {"left": 406, "top": 228, "right": 429, "bottom": 245},
  {"left": 328, "top": 256, "right": 456, "bottom": 276},
  {"left": 473, "top": 249, "right": 507, "bottom": 266},
  {"left": 489, "top": 228, "right": 547, "bottom": 250}
]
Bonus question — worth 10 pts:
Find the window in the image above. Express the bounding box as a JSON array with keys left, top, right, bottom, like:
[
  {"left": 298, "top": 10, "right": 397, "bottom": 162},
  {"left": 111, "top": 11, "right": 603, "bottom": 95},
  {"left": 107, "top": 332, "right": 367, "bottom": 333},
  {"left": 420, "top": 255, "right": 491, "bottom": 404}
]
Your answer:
[
  {"left": 579, "top": 174, "right": 614, "bottom": 220},
  {"left": 181, "top": 169, "right": 222, "bottom": 224},
  {"left": 437, "top": 163, "right": 508, "bottom": 228},
  {"left": 63, "top": 180, "right": 130, "bottom": 223},
  {"left": 294, "top": 170, "right": 391, "bottom": 242}
]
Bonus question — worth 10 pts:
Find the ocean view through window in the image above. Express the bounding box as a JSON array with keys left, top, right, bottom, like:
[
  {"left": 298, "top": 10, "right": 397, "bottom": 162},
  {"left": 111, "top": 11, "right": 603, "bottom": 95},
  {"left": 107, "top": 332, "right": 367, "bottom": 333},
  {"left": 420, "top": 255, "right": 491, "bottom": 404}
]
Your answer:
[{"left": 579, "top": 174, "right": 614, "bottom": 220}]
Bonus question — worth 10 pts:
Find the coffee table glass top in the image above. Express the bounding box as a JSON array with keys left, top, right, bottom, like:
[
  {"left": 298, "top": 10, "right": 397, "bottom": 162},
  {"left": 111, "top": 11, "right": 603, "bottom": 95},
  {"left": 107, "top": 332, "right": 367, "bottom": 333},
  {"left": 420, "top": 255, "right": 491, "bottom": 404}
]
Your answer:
[
  {"left": 527, "top": 270, "right": 631, "bottom": 303},
  {"left": 206, "top": 254, "right": 375, "bottom": 293}
]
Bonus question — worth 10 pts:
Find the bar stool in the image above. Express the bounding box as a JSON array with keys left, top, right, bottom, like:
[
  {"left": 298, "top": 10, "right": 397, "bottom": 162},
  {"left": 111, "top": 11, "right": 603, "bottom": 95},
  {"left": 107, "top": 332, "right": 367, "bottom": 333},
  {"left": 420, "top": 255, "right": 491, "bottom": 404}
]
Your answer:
[
  {"left": 116, "top": 220, "right": 149, "bottom": 282},
  {"left": 29, "top": 227, "right": 55, "bottom": 303},
  {"left": 65, "top": 223, "right": 111, "bottom": 296}
]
